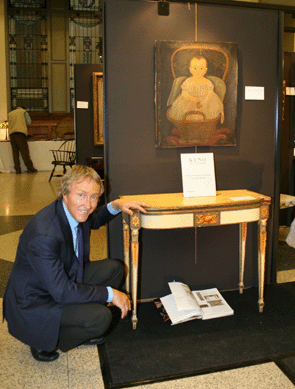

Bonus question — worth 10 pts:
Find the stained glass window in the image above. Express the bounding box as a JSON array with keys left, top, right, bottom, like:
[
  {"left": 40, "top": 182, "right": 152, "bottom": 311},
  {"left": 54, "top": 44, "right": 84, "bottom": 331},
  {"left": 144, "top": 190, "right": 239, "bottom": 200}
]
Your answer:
[
  {"left": 8, "top": 1, "right": 103, "bottom": 112},
  {"left": 69, "top": 0, "right": 101, "bottom": 12},
  {"left": 69, "top": 15, "right": 102, "bottom": 110},
  {"left": 9, "top": 11, "right": 48, "bottom": 112},
  {"left": 9, "top": 0, "right": 46, "bottom": 9}
]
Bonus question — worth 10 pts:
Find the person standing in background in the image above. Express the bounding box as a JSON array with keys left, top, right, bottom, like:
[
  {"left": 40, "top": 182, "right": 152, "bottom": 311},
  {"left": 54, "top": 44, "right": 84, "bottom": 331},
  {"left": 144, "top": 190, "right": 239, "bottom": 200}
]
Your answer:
[{"left": 8, "top": 106, "right": 37, "bottom": 174}]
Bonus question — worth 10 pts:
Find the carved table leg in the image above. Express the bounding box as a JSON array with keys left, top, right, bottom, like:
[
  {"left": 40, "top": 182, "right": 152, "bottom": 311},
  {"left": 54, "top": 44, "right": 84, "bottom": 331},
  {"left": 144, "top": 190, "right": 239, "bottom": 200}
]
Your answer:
[
  {"left": 131, "top": 229, "right": 139, "bottom": 329},
  {"left": 239, "top": 223, "right": 247, "bottom": 294},
  {"left": 122, "top": 217, "right": 130, "bottom": 296},
  {"left": 258, "top": 218, "right": 267, "bottom": 312}
]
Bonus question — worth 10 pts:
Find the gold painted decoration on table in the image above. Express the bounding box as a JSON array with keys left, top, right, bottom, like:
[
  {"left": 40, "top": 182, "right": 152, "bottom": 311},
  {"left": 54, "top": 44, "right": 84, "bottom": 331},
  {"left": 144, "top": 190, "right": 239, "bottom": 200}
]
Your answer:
[
  {"left": 260, "top": 205, "right": 269, "bottom": 219},
  {"left": 131, "top": 214, "right": 140, "bottom": 228},
  {"left": 131, "top": 230, "right": 139, "bottom": 266},
  {"left": 195, "top": 212, "right": 220, "bottom": 226}
]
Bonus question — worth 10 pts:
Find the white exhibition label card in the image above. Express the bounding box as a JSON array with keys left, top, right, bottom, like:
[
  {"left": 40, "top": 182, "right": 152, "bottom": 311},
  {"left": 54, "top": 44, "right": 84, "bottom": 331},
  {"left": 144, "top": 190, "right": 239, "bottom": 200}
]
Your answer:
[
  {"left": 181, "top": 153, "right": 216, "bottom": 197},
  {"left": 245, "top": 86, "right": 264, "bottom": 100}
]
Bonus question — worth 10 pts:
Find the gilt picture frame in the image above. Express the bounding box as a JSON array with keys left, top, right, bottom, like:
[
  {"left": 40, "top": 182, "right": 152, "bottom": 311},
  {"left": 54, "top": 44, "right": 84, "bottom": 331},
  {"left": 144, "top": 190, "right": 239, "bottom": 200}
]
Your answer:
[
  {"left": 155, "top": 41, "right": 238, "bottom": 148},
  {"left": 93, "top": 72, "right": 104, "bottom": 145}
]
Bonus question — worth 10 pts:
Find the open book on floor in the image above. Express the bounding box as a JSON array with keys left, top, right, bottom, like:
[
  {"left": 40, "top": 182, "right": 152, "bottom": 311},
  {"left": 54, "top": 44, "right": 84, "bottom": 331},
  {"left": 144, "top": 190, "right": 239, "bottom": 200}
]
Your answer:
[{"left": 160, "top": 282, "right": 234, "bottom": 325}]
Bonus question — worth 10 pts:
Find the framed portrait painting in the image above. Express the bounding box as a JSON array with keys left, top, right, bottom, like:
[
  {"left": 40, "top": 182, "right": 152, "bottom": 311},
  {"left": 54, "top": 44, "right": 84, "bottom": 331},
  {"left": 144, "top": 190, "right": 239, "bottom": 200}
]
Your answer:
[
  {"left": 155, "top": 41, "right": 238, "bottom": 148},
  {"left": 93, "top": 72, "right": 104, "bottom": 145}
]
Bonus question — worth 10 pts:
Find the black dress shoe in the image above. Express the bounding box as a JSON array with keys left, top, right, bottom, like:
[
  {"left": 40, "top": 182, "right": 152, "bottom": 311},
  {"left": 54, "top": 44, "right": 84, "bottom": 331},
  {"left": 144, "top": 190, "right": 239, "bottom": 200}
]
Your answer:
[
  {"left": 30, "top": 347, "right": 59, "bottom": 362},
  {"left": 83, "top": 337, "right": 105, "bottom": 346},
  {"left": 27, "top": 168, "right": 38, "bottom": 173}
]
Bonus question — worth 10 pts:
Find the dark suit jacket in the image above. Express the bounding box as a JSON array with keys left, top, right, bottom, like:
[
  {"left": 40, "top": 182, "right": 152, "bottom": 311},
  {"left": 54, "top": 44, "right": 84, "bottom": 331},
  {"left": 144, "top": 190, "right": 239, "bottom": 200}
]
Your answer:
[{"left": 3, "top": 199, "right": 115, "bottom": 351}]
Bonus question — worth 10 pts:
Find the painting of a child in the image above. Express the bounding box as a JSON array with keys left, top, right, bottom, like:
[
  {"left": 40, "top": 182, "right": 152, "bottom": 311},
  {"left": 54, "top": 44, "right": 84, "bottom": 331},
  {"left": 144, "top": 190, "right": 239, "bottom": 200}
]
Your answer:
[
  {"left": 155, "top": 41, "right": 238, "bottom": 148},
  {"left": 168, "top": 56, "right": 224, "bottom": 124}
]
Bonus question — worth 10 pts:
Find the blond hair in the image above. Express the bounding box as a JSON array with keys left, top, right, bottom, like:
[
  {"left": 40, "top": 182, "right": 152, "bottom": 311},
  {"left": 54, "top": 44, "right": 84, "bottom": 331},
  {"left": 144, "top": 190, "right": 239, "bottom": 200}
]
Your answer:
[{"left": 57, "top": 165, "right": 104, "bottom": 200}]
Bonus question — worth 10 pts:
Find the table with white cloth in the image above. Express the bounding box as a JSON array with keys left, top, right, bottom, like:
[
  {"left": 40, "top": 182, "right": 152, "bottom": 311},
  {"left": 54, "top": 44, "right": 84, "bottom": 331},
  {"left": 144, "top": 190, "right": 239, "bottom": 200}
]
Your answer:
[{"left": 0, "top": 140, "right": 72, "bottom": 172}]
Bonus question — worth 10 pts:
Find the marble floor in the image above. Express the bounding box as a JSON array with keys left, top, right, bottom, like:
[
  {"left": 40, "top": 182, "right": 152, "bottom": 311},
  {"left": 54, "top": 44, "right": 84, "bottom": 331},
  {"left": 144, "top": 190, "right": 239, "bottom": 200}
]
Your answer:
[{"left": 1, "top": 171, "right": 295, "bottom": 389}]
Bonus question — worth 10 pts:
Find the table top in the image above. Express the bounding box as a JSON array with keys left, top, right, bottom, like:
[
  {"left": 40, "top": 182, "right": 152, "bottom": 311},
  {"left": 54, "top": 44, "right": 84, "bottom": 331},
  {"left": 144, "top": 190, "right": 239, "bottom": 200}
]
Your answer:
[
  {"left": 28, "top": 120, "right": 59, "bottom": 126},
  {"left": 120, "top": 190, "right": 271, "bottom": 213}
]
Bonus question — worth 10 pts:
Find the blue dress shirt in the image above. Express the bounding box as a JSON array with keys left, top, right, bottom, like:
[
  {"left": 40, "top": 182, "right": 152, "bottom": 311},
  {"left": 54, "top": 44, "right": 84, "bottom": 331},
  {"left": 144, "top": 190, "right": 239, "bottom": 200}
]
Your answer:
[{"left": 62, "top": 201, "right": 120, "bottom": 302}]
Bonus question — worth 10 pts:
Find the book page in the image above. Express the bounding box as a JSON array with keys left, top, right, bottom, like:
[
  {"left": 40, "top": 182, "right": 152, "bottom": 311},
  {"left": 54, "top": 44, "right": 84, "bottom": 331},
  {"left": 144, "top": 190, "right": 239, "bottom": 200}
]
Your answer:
[
  {"left": 192, "top": 288, "right": 234, "bottom": 319},
  {"left": 169, "top": 282, "right": 201, "bottom": 311},
  {"left": 160, "top": 294, "right": 202, "bottom": 325}
]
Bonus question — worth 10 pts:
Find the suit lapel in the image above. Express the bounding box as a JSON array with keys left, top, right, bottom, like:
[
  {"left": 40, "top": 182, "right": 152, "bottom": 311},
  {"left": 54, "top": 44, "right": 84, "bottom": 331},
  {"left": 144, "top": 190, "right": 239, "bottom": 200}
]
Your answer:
[
  {"left": 81, "top": 221, "right": 90, "bottom": 261},
  {"left": 56, "top": 200, "right": 75, "bottom": 256}
]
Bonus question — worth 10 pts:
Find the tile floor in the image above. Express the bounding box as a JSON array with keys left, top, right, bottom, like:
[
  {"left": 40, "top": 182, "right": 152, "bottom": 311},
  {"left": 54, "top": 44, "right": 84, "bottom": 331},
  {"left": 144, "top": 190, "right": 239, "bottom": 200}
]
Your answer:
[{"left": 1, "top": 171, "right": 295, "bottom": 389}]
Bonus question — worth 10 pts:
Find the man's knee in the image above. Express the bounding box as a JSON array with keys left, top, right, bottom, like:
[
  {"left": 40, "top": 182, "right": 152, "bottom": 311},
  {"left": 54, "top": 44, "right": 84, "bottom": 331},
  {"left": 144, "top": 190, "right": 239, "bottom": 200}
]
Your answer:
[
  {"left": 83, "top": 258, "right": 125, "bottom": 288},
  {"left": 87, "top": 305, "right": 112, "bottom": 333},
  {"left": 109, "top": 258, "right": 124, "bottom": 275},
  {"left": 108, "top": 258, "right": 125, "bottom": 288}
]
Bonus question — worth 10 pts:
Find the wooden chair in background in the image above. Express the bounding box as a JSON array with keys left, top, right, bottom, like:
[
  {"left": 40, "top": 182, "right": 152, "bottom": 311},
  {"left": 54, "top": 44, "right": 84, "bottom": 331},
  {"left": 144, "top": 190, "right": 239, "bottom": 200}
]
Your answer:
[{"left": 49, "top": 140, "right": 76, "bottom": 182}]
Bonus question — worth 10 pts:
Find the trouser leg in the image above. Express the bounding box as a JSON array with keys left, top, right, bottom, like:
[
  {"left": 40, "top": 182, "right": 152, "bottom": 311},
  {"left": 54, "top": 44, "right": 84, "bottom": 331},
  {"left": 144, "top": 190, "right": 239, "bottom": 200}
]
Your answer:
[
  {"left": 17, "top": 133, "right": 35, "bottom": 171},
  {"left": 11, "top": 132, "right": 35, "bottom": 171},
  {"left": 83, "top": 258, "right": 125, "bottom": 290},
  {"left": 58, "top": 259, "right": 124, "bottom": 352},
  {"left": 9, "top": 133, "right": 21, "bottom": 172},
  {"left": 58, "top": 303, "right": 112, "bottom": 352}
]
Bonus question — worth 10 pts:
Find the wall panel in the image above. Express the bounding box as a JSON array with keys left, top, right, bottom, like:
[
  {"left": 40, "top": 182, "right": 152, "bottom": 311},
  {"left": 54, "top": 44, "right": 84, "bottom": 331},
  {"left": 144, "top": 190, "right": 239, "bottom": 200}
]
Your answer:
[
  {"left": 51, "top": 63, "right": 67, "bottom": 112},
  {"left": 51, "top": 13, "right": 66, "bottom": 61},
  {"left": 104, "top": 0, "right": 280, "bottom": 298}
]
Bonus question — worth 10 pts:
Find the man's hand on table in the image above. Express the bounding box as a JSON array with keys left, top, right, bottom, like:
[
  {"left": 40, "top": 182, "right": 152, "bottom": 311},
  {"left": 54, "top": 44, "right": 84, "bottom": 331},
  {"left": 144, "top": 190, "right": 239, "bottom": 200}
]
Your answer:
[{"left": 111, "top": 199, "right": 150, "bottom": 216}]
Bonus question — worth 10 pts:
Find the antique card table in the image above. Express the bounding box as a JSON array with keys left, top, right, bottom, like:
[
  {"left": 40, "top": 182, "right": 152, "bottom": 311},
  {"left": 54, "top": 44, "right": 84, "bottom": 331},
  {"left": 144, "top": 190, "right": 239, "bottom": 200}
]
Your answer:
[{"left": 120, "top": 190, "right": 271, "bottom": 329}]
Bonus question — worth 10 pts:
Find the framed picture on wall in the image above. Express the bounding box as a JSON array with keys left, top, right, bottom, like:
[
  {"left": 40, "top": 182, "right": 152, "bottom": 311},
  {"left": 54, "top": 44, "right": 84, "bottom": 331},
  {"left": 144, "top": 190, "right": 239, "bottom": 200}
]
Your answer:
[
  {"left": 93, "top": 72, "right": 104, "bottom": 145},
  {"left": 155, "top": 41, "right": 238, "bottom": 148}
]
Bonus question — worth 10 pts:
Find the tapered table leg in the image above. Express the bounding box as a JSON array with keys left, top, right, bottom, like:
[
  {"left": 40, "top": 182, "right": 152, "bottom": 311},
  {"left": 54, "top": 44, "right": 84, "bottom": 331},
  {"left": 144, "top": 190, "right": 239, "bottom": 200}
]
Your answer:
[
  {"left": 239, "top": 223, "right": 247, "bottom": 294},
  {"left": 122, "top": 217, "right": 130, "bottom": 296},
  {"left": 130, "top": 213, "right": 141, "bottom": 330},
  {"left": 131, "top": 229, "right": 139, "bottom": 329},
  {"left": 258, "top": 218, "right": 267, "bottom": 312}
]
